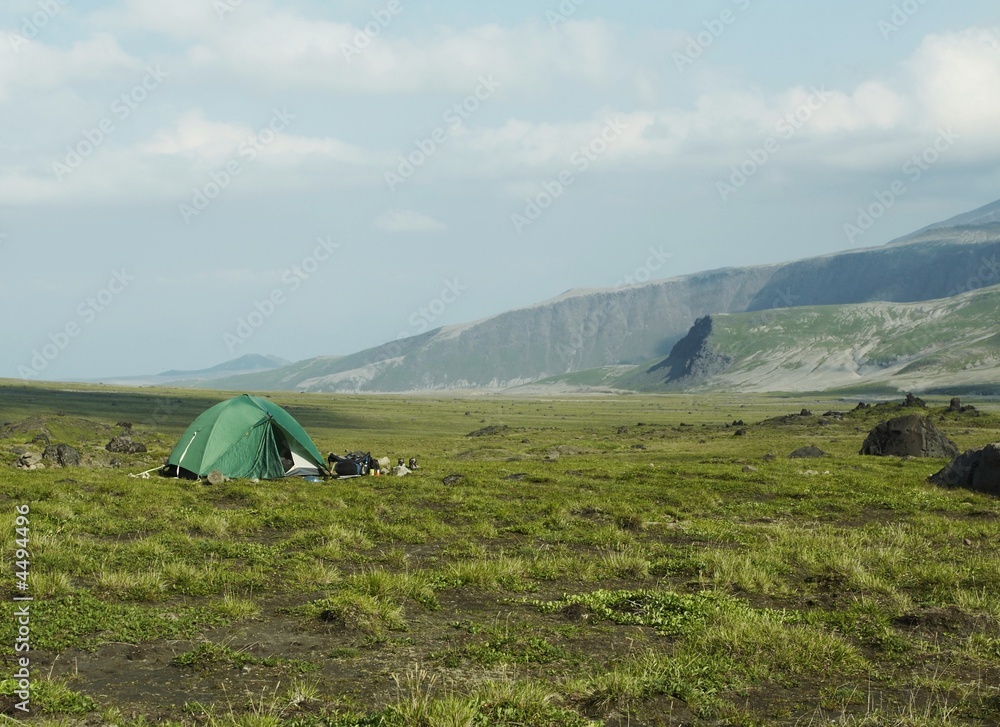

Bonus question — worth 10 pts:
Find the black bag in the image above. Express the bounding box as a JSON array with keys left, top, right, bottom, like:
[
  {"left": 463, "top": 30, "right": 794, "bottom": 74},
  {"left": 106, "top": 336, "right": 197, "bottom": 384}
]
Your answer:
[{"left": 329, "top": 451, "right": 372, "bottom": 477}]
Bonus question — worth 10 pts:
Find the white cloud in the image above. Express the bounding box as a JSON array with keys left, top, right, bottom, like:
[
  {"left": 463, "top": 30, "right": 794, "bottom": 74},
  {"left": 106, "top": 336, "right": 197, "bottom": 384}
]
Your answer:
[
  {"left": 0, "top": 33, "right": 137, "bottom": 102},
  {"left": 909, "top": 27, "right": 1000, "bottom": 137},
  {"left": 0, "top": 108, "right": 393, "bottom": 205},
  {"left": 373, "top": 209, "right": 447, "bottom": 233},
  {"left": 110, "top": 1, "right": 619, "bottom": 96}
]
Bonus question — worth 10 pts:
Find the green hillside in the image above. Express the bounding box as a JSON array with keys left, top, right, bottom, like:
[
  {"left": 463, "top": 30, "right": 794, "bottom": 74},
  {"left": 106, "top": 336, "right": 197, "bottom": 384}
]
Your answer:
[{"left": 624, "top": 284, "right": 1000, "bottom": 394}]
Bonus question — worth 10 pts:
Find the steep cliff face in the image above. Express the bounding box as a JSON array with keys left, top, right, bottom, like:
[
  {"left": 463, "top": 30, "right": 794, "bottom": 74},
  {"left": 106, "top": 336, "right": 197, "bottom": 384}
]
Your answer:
[{"left": 201, "top": 200, "right": 1000, "bottom": 393}]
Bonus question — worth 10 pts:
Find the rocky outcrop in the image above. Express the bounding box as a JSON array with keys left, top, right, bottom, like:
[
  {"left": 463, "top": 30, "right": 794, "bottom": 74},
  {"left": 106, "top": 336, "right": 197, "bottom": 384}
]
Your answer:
[
  {"left": 42, "top": 443, "right": 81, "bottom": 467},
  {"left": 620, "top": 316, "right": 734, "bottom": 391},
  {"left": 789, "top": 446, "right": 828, "bottom": 459},
  {"left": 106, "top": 435, "right": 147, "bottom": 454},
  {"left": 860, "top": 415, "right": 959, "bottom": 458},
  {"left": 930, "top": 443, "right": 1000, "bottom": 496}
]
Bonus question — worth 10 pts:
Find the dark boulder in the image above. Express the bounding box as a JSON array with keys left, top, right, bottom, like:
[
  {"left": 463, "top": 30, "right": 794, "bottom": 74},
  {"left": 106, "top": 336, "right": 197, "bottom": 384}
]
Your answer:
[
  {"left": 948, "top": 398, "right": 963, "bottom": 412},
  {"left": 902, "top": 393, "right": 926, "bottom": 408},
  {"left": 106, "top": 435, "right": 147, "bottom": 454},
  {"left": 930, "top": 443, "right": 1000, "bottom": 496},
  {"left": 860, "top": 415, "right": 958, "bottom": 458},
  {"left": 789, "top": 446, "right": 827, "bottom": 459},
  {"left": 42, "top": 443, "right": 81, "bottom": 467}
]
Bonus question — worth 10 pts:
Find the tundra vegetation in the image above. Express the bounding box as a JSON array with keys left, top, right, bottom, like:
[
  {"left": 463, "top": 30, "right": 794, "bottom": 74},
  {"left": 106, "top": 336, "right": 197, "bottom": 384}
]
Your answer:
[{"left": 0, "top": 382, "right": 998, "bottom": 725}]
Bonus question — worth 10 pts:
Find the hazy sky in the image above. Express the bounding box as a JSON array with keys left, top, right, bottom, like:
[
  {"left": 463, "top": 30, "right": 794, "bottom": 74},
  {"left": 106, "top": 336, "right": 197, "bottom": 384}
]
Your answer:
[{"left": 3, "top": 0, "right": 1000, "bottom": 380}]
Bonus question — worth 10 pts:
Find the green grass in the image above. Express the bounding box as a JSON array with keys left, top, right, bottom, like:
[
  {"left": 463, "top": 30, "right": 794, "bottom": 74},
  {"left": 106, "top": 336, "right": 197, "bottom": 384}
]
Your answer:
[{"left": 0, "top": 381, "right": 998, "bottom": 725}]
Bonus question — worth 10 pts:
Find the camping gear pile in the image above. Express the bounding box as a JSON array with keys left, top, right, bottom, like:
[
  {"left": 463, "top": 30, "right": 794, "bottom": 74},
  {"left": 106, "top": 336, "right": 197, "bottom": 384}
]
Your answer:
[{"left": 327, "top": 451, "right": 376, "bottom": 477}]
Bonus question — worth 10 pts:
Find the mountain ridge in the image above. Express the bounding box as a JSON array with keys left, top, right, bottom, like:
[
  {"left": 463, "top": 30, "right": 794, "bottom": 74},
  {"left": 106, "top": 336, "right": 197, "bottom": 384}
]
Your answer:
[{"left": 162, "top": 198, "right": 1000, "bottom": 393}]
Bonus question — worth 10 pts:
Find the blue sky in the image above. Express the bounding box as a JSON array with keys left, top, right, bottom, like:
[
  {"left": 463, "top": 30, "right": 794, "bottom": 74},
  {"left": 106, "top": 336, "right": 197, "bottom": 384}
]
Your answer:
[{"left": 2, "top": 0, "right": 999, "bottom": 379}]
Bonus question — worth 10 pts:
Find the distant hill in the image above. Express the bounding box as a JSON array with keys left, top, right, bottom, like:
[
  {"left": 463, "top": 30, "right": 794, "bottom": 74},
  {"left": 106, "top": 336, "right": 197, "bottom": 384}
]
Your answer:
[
  {"left": 620, "top": 285, "right": 1000, "bottom": 394},
  {"left": 96, "top": 354, "right": 291, "bottom": 387},
  {"left": 190, "top": 198, "right": 1000, "bottom": 393}
]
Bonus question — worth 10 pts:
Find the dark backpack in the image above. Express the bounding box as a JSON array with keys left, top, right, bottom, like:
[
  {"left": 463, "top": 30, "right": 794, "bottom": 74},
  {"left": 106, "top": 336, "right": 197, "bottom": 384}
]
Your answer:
[{"left": 328, "top": 451, "right": 372, "bottom": 477}]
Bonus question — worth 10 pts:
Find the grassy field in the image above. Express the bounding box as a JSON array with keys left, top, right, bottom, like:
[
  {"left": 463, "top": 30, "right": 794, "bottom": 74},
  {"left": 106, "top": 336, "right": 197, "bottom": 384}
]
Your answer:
[{"left": 0, "top": 381, "right": 998, "bottom": 726}]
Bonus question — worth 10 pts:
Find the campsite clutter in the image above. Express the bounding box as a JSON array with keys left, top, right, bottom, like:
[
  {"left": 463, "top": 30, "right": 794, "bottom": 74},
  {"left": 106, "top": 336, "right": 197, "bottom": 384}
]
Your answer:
[
  {"left": 327, "top": 452, "right": 421, "bottom": 477},
  {"left": 160, "top": 393, "right": 424, "bottom": 481}
]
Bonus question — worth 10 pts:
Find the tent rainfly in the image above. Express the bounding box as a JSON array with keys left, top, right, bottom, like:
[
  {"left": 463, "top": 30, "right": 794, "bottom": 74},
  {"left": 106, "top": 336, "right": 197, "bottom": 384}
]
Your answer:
[{"left": 165, "top": 394, "right": 327, "bottom": 480}]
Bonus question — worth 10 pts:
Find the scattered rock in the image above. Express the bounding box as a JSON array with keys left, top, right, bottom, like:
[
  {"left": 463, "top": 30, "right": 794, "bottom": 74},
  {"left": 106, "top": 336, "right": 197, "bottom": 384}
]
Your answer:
[
  {"left": 789, "top": 446, "right": 828, "bottom": 459},
  {"left": 616, "top": 426, "right": 630, "bottom": 435},
  {"left": 506, "top": 473, "right": 527, "bottom": 481},
  {"left": 853, "top": 402, "right": 871, "bottom": 411},
  {"left": 31, "top": 433, "right": 50, "bottom": 445},
  {"left": 106, "top": 435, "right": 147, "bottom": 454},
  {"left": 441, "top": 474, "right": 464, "bottom": 486},
  {"left": 743, "top": 465, "right": 759, "bottom": 473},
  {"left": 902, "top": 393, "right": 926, "bottom": 408},
  {"left": 467, "top": 425, "right": 510, "bottom": 437},
  {"left": 42, "top": 443, "right": 81, "bottom": 467},
  {"left": 732, "top": 420, "right": 745, "bottom": 427},
  {"left": 762, "top": 453, "right": 776, "bottom": 462},
  {"left": 15, "top": 452, "right": 44, "bottom": 470},
  {"left": 860, "top": 415, "right": 959, "bottom": 459},
  {"left": 734, "top": 428, "right": 748, "bottom": 437},
  {"left": 930, "top": 442, "right": 1000, "bottom": 496},
  {"left": 948, "top": 398, "right": 963, "bottom": 412},
  {"left": 800, "top": 409, "right": 813, "bottom": 417},
  {"left": 206, "top": 470, "right": 227, "bottom": 485},
  {"left": 544, "top": 452, "right": 560, "bottom": 461}
]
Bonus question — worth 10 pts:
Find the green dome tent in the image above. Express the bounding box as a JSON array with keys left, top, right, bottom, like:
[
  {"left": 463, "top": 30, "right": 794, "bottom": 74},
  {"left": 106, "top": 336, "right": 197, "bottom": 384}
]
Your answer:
[{"left": 165, "top": 395, "right": 328, "bottom": 480}]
